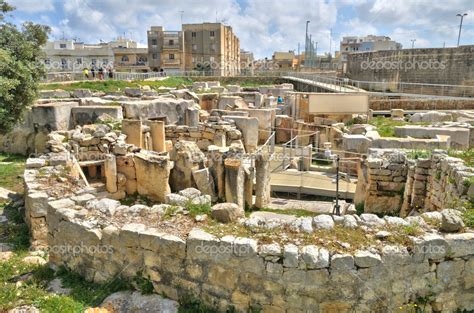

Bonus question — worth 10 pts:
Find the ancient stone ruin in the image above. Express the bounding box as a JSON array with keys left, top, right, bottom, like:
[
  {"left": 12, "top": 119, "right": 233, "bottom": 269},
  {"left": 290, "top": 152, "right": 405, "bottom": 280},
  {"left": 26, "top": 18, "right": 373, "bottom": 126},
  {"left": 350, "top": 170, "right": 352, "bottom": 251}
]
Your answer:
[{"left": 6, "top": 82, "right": 473, "bottom": 312}]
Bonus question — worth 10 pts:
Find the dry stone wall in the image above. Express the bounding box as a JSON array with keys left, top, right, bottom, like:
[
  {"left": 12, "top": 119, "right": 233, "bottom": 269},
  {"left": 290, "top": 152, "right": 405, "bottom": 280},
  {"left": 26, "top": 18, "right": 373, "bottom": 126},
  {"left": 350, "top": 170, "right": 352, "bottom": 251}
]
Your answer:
[
  {"left": 361, "top": 150, "right": 474, "bottom": 216},
  {"left": 44, "top": 200, "right": 474, "bottom": 312}
]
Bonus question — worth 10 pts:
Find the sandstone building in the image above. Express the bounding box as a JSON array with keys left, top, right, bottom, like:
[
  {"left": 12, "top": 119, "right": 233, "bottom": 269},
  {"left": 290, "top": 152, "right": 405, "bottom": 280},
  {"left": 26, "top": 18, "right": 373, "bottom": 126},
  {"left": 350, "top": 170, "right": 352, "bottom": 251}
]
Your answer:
[
  {"left": 147, "top": 23, "right": 240, "bottom": 76},
  {"left": 41, "top": 37, "right": 150, "bottom": 73}
]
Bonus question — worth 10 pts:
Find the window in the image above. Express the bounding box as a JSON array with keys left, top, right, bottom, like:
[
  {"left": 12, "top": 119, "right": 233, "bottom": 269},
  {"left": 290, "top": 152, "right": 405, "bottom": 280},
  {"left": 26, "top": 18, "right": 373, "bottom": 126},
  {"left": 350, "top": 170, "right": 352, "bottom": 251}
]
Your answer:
[
  {"left": 61, "top": 58, "right": 67, "bottom": 68},
  {"left": 210, "top": 56, "right": 215, "bottom": 62},
  {"left": 151, "top": 38, "right": 157, "bottom": 46},
  {"left": 210, "top": 43, "right": 216, "bottom": 51},
  {"left": 91, "top": 59, "right": 97, "bottom": 65},
  {"left": 192, "top": 57, "right": 195, "bottom": 63},
  {"left": 192, "top": 44, "right": 197, "bottom": 51},
  {"left": 191, "top": 32, "right": 196, "bottom": 38},
  {"left": 121, "top": 55, "right": 129, "bottom": 62},
  {"left": 168, "top": 39, "right": 174, "bottom": 46},
  {"left": 59, "top": 43, "right": 66, "bottom": 48},
  {"left": 169, "top": 54, "right": 175, "bottom": 60},
  {"left": 103, "top": 59, "right": 108, "bottom": 65},
  {"left": 210, "top": 31, "right": 215, "bottom": 37},
  {"left": 76, "top": 58, "right": 82, "bottom": 64},
  {"left": 152, "top": 53, "right": 158, "bottom": 59},
  {"left": 44, "top": 59, "right": 50, "bottom": 65}
]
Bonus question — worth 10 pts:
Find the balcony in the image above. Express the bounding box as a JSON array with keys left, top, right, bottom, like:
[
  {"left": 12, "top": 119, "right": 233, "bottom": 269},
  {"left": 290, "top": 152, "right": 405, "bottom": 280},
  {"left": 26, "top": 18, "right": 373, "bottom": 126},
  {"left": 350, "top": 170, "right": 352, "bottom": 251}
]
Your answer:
[
  {"left": 162, "top": 59, "right": 181, "bottom": 65},
  {"left": 162, "top": 44, "right": 181, "bottom": 50}
]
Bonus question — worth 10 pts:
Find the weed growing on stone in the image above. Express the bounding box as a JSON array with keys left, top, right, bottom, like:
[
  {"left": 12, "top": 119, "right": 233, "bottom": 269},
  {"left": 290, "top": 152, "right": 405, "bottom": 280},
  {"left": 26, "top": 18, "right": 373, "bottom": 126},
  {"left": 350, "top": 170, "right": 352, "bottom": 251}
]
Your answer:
[
  {"left": 406, "top": 150, "right": 432, "bottom": 160},
  {"left": 448, "top": 148, "right": 474, "bottom": 167},
  {"left": 249, "top": 207, "right": 321, "bottom": 217}
]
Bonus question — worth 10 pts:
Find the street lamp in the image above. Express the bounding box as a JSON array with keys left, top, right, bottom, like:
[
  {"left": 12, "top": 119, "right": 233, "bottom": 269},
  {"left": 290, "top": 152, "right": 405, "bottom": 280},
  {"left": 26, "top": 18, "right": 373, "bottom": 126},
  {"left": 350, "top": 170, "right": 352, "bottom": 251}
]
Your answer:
[
  {"left": 411, "top": 39, "right": 416, "bottom": 49},
  {"left": 456, "top": 13, "right": 468, "bottom": 47}
]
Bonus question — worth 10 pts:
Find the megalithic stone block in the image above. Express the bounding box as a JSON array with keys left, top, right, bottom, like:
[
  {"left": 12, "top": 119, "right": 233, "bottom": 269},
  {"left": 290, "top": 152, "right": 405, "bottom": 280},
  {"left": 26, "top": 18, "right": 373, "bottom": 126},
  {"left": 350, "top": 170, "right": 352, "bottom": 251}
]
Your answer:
[
  {"left": 150, "top": 121, "right": 166, "bottom": 152},
  {"left": 122, "top": 119, "right": 142, "bottom": 148},
  {"left": 224, "top": 158, "right": 245, "bottom": 208},
  {"left": 244, "top": 165, "right": 255, "bottom": 209}
]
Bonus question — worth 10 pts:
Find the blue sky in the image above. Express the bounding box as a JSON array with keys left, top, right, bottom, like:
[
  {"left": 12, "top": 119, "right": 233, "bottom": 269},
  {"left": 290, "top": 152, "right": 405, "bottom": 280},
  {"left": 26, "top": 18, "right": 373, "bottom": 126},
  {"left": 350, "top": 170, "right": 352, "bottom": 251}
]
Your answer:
[{"left": 4, "top": 0, "right": 474, "bottom": 58}]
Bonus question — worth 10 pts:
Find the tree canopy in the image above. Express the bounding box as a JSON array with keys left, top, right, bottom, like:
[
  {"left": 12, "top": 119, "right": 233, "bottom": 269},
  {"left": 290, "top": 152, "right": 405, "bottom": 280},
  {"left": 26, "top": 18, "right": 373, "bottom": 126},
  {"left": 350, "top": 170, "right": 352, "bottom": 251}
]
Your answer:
[{"left": 0, "top": 0, "right": 50, "bottom": 133}]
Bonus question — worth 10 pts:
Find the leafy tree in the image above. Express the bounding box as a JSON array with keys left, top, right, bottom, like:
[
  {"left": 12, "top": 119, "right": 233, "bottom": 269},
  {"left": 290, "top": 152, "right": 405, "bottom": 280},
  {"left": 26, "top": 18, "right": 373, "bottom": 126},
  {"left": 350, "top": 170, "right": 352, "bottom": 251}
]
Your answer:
[{"left": 0, "top": 1, "right": 50, "bottom": 133}]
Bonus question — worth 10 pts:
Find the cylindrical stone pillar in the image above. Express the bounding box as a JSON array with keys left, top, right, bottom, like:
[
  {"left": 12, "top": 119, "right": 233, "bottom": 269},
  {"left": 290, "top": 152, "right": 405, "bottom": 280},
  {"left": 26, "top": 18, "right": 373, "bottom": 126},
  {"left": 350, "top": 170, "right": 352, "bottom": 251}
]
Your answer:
[
  {"left": 104, "top": 154, "right": 118, "bottom": 193},
  {"left": 255, "top": 153, "right": 270, "bottom": 209}
]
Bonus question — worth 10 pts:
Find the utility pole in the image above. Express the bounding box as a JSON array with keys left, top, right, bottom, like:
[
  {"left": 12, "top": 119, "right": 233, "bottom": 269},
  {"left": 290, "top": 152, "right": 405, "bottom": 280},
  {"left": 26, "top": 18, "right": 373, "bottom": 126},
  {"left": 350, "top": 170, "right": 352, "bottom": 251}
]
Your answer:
[
  {"left": 179, "top": 10, "right": 184, "bottom": 27},
  {"left": 411, "top": 39, "right": 416, "bottom": 49},
  {"left": 334, "top": 155, "right": 341, "bottom": 216},
  {"left": 329, "top": 28, "right": 332, "bottom": 56},
  {"left": 456, "top": 13, "right": 468, "bottom": 47},
  {"left": 304, "top": 21, "right": 309, "bottom": 67}
]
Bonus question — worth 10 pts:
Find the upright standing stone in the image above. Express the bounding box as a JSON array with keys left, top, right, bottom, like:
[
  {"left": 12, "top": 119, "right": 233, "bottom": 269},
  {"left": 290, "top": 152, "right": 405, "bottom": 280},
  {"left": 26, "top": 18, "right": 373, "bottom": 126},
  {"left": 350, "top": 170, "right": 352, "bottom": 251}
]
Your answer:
[
  {"left": 186, "top": 108, "right": 199, "bottom": 127},
  {"left": 224, "top": 158, "right": 245, "bottom": 208},
  {"left": 208, "top": 146, "right": 226, "bottom": 201},
  {"left": 122, "top": 119, "right": 142, "bottom": 148},
  {"left": 134, "top": 152, "right": 171, "bottom": 202},
  {"left": 104, "top": 154, "right": 118, "bottom": 193},
  {"left": 192, "top": 168, "right": 217, "bottom": 200},
  {"left": 244, "top": 166, "right": 255, "bottom": 209},
  {"left": 150, "top": 121, "right": 166, "bottom": 152},
  {"left": 255, "top": 153, "right": 271, "bottom": 209}
]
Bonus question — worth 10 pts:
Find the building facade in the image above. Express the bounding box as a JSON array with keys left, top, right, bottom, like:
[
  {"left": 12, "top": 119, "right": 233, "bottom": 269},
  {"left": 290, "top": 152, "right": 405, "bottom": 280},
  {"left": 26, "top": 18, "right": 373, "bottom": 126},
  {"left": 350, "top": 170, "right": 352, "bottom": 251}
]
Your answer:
[
  {"left": 41, "top": 38, "right": 149, "bottom": 73},
  {"left": 147, "top": 23, "right": 240, "bottom": 76},
  {"left": 41, "top": 40, "right": 114, "bottom": 72},
  {"left": 272, "top": 51, "right": 297, "bottom": 70},
  {"left": 147, "top": 26, "right": 185, "bottom": 73},
  {"left": 340, "top": 35, "right": 401, "bottom": 59}
]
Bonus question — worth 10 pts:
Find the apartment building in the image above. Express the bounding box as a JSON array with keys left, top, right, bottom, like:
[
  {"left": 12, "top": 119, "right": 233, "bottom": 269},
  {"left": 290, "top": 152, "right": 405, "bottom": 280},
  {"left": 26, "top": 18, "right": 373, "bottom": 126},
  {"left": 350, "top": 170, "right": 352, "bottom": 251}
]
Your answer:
[
  {"left": 272, "top": 51, "right": 297, "bottom": 70},
  {"left": 41, "top": 38, "right": 149, "bottom": 73},
  {"left": 340, "top": 35, "right": 402, "bottom": 62},
  {"left": 147, "top": 23, "right": 240, "bottom": 76},
  {"left": 41, "top": 40, "right": 114, "bottom": 72},
  {"left": 147, "top": 26, "right": 185, "bottom": 73}
]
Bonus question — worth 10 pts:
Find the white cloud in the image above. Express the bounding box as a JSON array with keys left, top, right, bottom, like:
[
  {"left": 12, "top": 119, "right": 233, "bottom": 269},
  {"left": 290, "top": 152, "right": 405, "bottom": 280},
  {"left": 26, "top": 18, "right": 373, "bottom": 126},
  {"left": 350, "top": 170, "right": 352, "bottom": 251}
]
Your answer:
[
  {"left": 10, "top": 0, "right": 474, "bottom": 57},
  {"left": 8, "top": 0, "right": 55, "bottom": 13}
]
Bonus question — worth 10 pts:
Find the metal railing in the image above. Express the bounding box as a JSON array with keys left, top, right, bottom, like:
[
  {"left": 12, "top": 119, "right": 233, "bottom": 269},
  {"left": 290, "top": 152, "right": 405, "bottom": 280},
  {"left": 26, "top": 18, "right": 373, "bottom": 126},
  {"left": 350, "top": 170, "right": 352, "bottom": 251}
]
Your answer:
[
  {"left": 285, "top": 72, "right": 474, "bottom": 98},
  {"left": 40, "top": 70, "right": 474, "bottom": 98}
]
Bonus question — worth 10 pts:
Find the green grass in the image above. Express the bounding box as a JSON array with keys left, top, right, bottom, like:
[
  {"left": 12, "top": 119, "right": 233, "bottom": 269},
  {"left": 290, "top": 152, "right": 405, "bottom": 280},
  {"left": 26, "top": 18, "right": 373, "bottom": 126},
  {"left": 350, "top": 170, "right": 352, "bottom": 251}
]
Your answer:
[
  {"left": 0, "top": 200, "right": 154, "bottom": 312},
  {"left": 368, "top": 116, "right": 429, "bottom": 137},
  {"left": 249, "top": 207, "right": 320, "bottom": 217},
  {"left": 40, "top": 77, "right": 193, "bottom": 93},
  {"left": 0, "top": 153, "right": 27, "bottom": 194}
]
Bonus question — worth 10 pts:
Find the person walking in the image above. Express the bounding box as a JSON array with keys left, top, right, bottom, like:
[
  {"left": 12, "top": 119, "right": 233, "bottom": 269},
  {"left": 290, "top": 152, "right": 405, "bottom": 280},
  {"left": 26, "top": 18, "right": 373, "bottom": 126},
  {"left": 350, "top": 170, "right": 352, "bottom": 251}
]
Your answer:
[
  {"left": 83, "top": 68, "right": 89, "bottom": 80},
  {"left": 98, "top": 66, "right": 104, "bottom": 80},
  {"left": 91, "top": 67, "right": 96, "bottom": 80},
  {"left": 107, "top": 67, "right": 113, "bottom": 79}
]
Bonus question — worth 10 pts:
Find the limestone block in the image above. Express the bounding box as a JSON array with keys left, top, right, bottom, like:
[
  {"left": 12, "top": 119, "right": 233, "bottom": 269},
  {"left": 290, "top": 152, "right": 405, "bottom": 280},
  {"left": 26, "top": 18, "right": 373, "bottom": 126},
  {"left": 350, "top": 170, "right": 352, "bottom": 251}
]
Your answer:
[
  {"left": 134, "top": 151, "right": 171, "bottom": 203},
  {"left": 354, "top": 250, "right": 381, "bottom": 268},
  {"left": 192, "top": 168, "right": 216, "bottom": 199},
  {"left": 105, "top": 154, "right": 118, "bottom": 193},
  {"left": 301, "top": 245, "right": 329, "bottom": 269},
  {"left": 283, "top": 244, "right": 299, "bottom": 268},
  {"left": 312, "top": 214, "right": 335, "bottom": 230},
  {"left": 331, "top": 254, "right": 355, "bottom": 271},
  {"left": 224, "top": 159, "right": 245, "bottom": 208},
  {"left": 211, "top": 203, "right": 244, "bottom": 223},
  {"left": 26, "top": 192, "right": 49, "bottom": 218}
]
